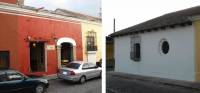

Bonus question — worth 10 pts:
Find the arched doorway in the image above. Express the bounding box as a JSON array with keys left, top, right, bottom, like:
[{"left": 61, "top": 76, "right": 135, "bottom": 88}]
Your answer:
[
  {"left": 57, "top": 37, "right": 76, "bottom": 67},
  {"left": 61, "top": 43, "right": 73, "bottom": 65}
]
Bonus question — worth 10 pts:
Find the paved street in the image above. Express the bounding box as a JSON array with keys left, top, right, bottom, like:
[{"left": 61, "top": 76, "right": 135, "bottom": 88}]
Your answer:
[
  {"left": 46, "top": 78, "right": 101, "bottom": 93},
  {"left": 106, "top": 72, "right": 200, "bottom": 93}
]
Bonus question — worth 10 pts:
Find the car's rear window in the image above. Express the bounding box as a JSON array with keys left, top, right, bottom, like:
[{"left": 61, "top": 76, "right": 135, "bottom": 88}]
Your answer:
[{"left": 65, "top": 63, "right": 80, "bottom": 69}]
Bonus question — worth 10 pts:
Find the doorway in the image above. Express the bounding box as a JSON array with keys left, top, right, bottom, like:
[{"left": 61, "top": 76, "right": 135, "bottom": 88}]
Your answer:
[
  {"left": 0, "top": 51, "right": 9, "bottom": 69},
  {"left": 61, "top": 43, "right": 73, "bottom": 66},
  {"left": 29, "top": 42, "right": 45, "bottom": 72}
]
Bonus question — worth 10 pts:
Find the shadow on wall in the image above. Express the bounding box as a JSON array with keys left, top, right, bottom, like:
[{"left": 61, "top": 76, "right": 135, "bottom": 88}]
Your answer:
[{"left": 106, "top": 59, "right": 115, "bottom": 71}]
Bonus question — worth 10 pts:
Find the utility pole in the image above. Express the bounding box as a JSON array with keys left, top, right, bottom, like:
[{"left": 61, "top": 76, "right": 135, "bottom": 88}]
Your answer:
[
  {"left": 113, "top": 18, "right": 115, "bottom": 33},
  {"left": 99, "top": 7, "right": 102, "bottom": 18}
]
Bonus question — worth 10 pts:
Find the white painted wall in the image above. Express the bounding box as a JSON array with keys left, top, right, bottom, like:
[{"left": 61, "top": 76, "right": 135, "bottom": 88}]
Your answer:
[
  {"left": 114, "top": 26, "right": 195, "bottom": 81},
  {"left": 87, "top": 51, "right": 97, "bottom": 63}
]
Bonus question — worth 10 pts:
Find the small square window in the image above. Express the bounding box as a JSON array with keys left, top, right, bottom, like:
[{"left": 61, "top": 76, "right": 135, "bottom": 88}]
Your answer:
[{"left": 0, "top": 51, "right": 9, "bottom": 69}]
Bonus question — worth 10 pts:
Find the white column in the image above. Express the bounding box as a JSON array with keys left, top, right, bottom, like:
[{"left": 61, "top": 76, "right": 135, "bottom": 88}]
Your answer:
[
  {"left": 57, "top": 45, "right": 61, "bottom": 68},
  {"left": 73, "top": 46, "right": 76, "bottom": 61}
]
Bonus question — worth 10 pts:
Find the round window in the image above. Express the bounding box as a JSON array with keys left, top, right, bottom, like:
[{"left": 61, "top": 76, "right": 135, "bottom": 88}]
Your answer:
[{"left": 160, "top": 39, "right": 169, "bottom": 54}]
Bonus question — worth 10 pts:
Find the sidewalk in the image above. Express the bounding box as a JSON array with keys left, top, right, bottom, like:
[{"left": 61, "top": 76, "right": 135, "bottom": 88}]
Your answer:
[
  {"left": 107, "top": 71, "right": 200, "bottom": 90},
  {"left": 43, "top": 74, "right": 58, "bottom": 80},
  {"left": 28, "top": 74, "right": 58, "bottom": 80}
]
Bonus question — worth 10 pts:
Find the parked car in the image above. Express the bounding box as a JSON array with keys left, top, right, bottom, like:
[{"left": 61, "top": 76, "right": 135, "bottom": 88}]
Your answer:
[
  {"left": 58, "top": 61, "right": 101, "bottom": 84},
  {"left": 0, "top": 69, "right": 49, "bottom": 93}
]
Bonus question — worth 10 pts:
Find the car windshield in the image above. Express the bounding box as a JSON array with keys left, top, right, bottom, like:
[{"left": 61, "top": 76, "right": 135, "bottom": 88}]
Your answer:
[{"left": 65, "top": 63, "right": 81, "bottom": 69}]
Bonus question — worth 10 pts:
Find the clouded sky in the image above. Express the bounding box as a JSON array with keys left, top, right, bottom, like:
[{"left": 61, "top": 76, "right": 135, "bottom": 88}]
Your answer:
[
  {"left": 24, "top": 0, "right": 101, "bottom": 17},
  {"left": 103, "top": 0, "right": 200, "bottom": 36}
]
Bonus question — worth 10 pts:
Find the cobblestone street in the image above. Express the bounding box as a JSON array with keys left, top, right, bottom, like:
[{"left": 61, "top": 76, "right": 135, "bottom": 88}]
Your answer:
[{"left": 106, "top": 72, "right": 200, "bottom": 93}]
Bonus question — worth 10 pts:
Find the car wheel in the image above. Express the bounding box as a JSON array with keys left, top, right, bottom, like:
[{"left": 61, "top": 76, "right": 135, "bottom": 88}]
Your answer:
[
  {"left": 80, "top": 76, "right": 86, "bottom": 84},
  {"left": 35, "top": 84, "right": 46, "bottom": 93}
]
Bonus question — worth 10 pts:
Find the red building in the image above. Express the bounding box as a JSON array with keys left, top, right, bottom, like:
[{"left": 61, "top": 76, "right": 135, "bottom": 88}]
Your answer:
[{"left": 0, "top": 1, "right": 83, "bottom": 76}]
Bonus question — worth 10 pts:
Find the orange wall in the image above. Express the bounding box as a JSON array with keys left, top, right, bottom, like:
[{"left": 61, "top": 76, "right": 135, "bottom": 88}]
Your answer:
[
  {"left": 0, "top": 11, "right": 83, "bottom": 76},
  {"left": 0, "top": 13, "right": 19, "bottom": 70},
  {"left": 17, "top": 15, "right": 83, "bottom": 75},
  {"left": 0, "top": 0, "right": 17, "bottom": 4}
]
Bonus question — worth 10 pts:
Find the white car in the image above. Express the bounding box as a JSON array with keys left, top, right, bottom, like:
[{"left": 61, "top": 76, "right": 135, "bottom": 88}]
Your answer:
[{"left": 57, "top": 61, "right": 101, "bottom": 83}]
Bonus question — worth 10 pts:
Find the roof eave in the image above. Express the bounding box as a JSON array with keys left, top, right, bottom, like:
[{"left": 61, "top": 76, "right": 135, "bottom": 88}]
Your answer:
[{"left": 110, "top": 21, "right": 192, "bottom": 38}]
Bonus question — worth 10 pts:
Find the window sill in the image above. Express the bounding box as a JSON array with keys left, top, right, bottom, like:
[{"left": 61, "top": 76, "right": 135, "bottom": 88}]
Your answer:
[{"left": 87, "top": 51, "right": 97, "bottom": 54}]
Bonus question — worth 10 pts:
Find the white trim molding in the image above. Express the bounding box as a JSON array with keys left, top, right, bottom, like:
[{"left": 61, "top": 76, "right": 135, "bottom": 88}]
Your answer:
[
  {"left": 0, "top": 3, "right": 101, "bottom": 25},
  {"left": 56, "top": 37, "right": 76, "bottom": 46}
]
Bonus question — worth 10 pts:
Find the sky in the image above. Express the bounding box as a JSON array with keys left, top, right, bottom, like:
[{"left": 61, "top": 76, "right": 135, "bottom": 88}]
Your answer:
[
  {"left": 24, "top": 0, "right": 101, "bottom": 17},
  {"left": 103, "top": 0, "right": 200, "bottom": 36}
]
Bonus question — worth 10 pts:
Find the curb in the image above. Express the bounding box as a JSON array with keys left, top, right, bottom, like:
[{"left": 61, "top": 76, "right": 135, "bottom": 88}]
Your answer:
[
  {"left": 107, "top": 72, "right": 200, "bottom": 90},
  {"left": 43, "top": 74, "right": 58, "bottom": 80}
]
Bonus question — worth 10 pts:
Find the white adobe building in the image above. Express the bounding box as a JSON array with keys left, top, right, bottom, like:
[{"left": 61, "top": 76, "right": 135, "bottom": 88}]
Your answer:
[{"left": 110, "top": 6, "right": 200, "bottom": 82}]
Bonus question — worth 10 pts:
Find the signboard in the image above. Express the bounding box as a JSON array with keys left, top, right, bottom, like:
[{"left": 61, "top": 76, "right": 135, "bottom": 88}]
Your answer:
[{"left": 47, "top": 45, "right": 55, "bottom": 50}]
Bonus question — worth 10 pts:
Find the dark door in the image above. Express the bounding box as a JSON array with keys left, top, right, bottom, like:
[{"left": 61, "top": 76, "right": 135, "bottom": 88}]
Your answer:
[
  {"left": 0, "top": 51, "right": 9, "bottom": 69},
  {"left": 30, "top": 42, "right": 45, "bottom": 72},
  {"left": 61, "top": 43, "right": 73, "bottom": 65}
]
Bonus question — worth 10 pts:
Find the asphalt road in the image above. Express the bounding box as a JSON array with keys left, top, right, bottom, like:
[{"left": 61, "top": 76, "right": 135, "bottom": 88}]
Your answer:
[
  {"left": 46, "top": 78, "right": 101, "bottom": 93},
  {"left": 106, "top": 72, "right": 200, "bottom": 93}
]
